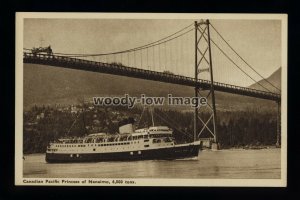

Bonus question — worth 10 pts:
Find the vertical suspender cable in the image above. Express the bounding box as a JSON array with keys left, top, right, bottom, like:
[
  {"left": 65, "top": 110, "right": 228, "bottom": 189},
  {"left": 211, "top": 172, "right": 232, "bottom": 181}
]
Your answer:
[
  {"left": 141, "top": 49, "right": 143, "bottom": 69},
  {"left": 134, "top": 50, "right": 136, "bottom": 67},
  {"left": 153, "top": 46, "right": 155, "bottom": 71},
  {"left": 147, "top": 47, "right": 149, "bottom": 70},
  {"left": 164, "top": 42, "right": 166, "bottom": 71},
  {"left": 159, "top": 45, "right": 161, "bottom": 71}
]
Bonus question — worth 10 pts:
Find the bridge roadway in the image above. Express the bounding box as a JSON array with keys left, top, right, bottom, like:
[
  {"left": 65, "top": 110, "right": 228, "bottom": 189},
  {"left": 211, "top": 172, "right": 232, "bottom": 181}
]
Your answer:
[{"left": 23, "top": 53, "right": 281, "bottom": 102}]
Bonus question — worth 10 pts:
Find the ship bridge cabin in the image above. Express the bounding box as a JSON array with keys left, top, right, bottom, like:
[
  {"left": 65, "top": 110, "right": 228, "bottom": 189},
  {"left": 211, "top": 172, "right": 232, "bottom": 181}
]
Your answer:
[{"left": 49, "top": 126, "right": 175, "bottom": 150}]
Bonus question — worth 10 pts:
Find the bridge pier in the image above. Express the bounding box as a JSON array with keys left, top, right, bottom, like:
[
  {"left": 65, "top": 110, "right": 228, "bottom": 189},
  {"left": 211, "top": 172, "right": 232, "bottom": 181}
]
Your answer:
[{"left": 276, "top": 100, "right": 281, "bottom": 148}]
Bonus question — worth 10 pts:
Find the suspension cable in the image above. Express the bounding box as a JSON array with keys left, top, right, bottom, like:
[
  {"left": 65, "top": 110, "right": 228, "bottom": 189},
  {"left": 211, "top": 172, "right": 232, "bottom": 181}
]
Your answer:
[
  {"left": 198, "top": 26, "right": 274, "bottom": 93},
  {"left": 210, "top": 23, "right": 281, "bottom": 92},
  {"left": 24, "top": 23, "right": 194, "bottom": 57}
]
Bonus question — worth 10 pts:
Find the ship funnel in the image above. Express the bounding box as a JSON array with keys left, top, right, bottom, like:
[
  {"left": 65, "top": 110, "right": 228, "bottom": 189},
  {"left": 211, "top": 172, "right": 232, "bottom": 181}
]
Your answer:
[{"left": 118, "top": 117, "right": 135, "bottom": 134}]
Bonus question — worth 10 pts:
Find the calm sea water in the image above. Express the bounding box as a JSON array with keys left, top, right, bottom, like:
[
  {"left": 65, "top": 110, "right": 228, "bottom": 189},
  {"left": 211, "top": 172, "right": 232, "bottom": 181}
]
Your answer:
[{"left": 23, "top": 148, "right": 280, "bottom": 179}]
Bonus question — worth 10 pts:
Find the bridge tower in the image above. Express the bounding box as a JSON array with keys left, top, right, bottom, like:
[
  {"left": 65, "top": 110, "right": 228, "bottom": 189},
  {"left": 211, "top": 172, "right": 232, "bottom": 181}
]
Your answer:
[{"left": 194, "top": 20, "right": 219, "bottom": 150}]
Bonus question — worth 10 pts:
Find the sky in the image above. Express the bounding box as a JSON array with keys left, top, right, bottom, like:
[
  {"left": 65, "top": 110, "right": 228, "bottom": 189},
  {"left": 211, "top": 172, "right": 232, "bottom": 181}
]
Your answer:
[{"left": 23, "top": 18, "right": 282, "bottom": 87}]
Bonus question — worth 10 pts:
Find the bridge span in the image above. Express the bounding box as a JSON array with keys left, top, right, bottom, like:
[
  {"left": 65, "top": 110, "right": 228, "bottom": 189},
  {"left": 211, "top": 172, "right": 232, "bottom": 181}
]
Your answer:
[{"left": 23, "top": 53, "right": 280, "bottom": 102}]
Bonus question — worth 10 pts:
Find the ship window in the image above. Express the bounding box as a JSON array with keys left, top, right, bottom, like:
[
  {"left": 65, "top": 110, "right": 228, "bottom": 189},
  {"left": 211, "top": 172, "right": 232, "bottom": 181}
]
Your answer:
[{"left": 93, "top": 148, "right": 96, "bottom": 151}]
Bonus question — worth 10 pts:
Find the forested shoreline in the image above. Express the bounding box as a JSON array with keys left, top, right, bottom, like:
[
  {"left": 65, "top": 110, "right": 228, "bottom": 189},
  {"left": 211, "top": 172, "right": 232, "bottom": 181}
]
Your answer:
[{"left": 23, "top": 105, "right": 278, "bottom": 153}]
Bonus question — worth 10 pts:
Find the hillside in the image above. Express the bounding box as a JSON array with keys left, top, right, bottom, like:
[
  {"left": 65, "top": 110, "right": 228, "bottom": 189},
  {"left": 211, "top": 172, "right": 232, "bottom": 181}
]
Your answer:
[
  {"left": 249, "top": 67, "right": 281, "bottom": 93},
  {"left": 23, "top": 64, "right": 278, "bottom": 111}
]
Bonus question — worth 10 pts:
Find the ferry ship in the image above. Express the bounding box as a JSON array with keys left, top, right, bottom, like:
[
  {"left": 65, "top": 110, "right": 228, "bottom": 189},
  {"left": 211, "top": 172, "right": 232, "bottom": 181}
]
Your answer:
[{"left": 46, "top": 118, "right": 201, "bottom": 163}]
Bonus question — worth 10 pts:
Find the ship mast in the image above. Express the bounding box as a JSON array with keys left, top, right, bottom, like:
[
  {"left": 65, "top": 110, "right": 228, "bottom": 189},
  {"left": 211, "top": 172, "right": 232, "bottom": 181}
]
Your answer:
[{"left": 150, "top": 107, "right": 155, "bottom": 127}]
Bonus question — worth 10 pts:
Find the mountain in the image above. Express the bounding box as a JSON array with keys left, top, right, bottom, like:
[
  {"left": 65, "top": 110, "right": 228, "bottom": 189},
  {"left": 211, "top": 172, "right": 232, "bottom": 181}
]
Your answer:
[
  {"left": 249, "top": 67, "right": 281, "bottom": 93},
  {"left": 23, "top": 64, "right": 193, "bottom": 108},
  {"left": 23, "top": 64, "right": 278, "bottom": 111}
]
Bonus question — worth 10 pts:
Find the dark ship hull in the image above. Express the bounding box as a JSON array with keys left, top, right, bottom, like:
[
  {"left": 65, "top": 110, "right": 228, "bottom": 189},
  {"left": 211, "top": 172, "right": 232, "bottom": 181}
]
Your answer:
[{"left": 46, "top": 142, "right": 201, "bottom": 163}]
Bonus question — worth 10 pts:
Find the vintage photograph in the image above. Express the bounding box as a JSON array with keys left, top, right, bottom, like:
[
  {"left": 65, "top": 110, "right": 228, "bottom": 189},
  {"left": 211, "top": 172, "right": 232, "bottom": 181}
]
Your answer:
[{"left": 15, "top": 13, "right": 287, "bottom": 186}]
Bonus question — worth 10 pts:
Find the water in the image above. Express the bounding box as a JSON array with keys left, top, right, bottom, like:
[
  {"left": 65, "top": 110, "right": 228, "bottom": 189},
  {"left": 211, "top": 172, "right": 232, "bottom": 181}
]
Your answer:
[{"left": 23, "top": 148, "right": 280, "bottom": 179}]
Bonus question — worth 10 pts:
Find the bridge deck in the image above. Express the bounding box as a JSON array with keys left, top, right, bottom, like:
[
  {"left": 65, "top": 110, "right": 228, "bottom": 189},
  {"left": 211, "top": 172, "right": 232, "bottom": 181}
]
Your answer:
[{"left": 23, "top": 53, "right": 281, "bottom": 102}]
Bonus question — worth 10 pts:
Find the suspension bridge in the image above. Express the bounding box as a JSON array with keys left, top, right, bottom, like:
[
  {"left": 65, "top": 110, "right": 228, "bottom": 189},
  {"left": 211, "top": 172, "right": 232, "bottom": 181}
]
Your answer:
[{"left": 23, "top": 19, "right": 281, "bottom": 149}]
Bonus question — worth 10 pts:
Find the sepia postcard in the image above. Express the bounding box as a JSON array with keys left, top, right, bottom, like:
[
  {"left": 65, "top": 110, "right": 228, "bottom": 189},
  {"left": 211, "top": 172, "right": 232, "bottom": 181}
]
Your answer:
[{"left": 15, "top": 12, "right": 287, "bottom": 187}]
